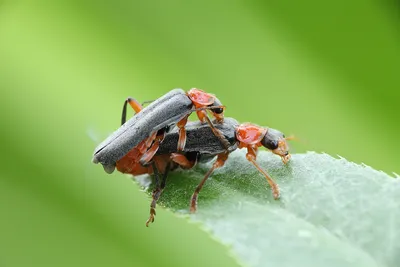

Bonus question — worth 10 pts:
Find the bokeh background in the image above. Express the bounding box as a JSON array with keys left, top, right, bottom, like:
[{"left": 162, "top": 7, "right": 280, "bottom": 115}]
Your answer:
[{"left": 0, "top": 1, "right": 399, "bottom": 266}]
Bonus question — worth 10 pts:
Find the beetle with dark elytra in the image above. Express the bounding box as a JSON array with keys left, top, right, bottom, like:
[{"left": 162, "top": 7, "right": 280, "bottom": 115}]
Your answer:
[
  {"left": 92, "top": 88, "right": 230, "bottom": 173},
  {"left": 157, "top": 120, "right": 292, "bottom": 215}
]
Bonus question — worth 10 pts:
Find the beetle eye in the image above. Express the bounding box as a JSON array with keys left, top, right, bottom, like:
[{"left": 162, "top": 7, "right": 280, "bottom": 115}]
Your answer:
[
  {"left": 211, "top": 107, "right": 224, "bottom": 114},
  {"left": 261, "top": 138, "right": 279, "bottom": 150}
]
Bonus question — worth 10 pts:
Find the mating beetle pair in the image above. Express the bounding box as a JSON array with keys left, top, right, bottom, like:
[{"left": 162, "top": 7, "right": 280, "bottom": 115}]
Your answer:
[{"left": 92, "top": 88, "right": 291, "bottom": 226}]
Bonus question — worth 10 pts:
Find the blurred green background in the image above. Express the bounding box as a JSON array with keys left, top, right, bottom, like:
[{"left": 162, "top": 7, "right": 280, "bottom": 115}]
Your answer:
[{"left": 0, "top": 1, "right": 398, "bottom": 266}]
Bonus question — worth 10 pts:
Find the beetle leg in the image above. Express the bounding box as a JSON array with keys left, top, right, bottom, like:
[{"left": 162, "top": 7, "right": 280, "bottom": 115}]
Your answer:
[
  {"left": 140, "top": 132, "right": 165, "bottom": 165},
  {"left": 202, "top": 115, "right": 231, "bottom": 150},
  {"left": 170, "top": 153, "right": 196, "bottom": 169},
  {"left": 177, "top": 115, "right": 190, "bottom": 151},
  {"left": 245, "top": 145, "right": 280, "bottom": 199},
  {"left": 146, "top": 162, "right": 159, "bottom": 226},
  {"left": 146, "top": 162, "right": 170, "bottom": 227},
  {"left": 121, "top": 97, "right": 143, "bottom": 125},
  {"left": 190, "top": 152, "right": 229, "bottom": 213},
  {"left": 193, "top": 107, "right": 230, "bottom": 150},
  {"left": 144, "top": 131, "right": 158, "bottom": 151},
  {"left": 195, "top": 109, "right": 208, "bottom": 124}
]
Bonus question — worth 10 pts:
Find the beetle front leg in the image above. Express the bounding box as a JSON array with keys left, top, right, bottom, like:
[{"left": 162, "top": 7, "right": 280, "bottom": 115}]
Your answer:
[
  {"left": 139, "top": 132, "right": 165, "bottom": 165},
  {"left": 190, "top": 152, "right": 229, "bottom": 213},
  {"left": 245, "top": 146, "right": 280, "bottom": 199},
  {"left": 195, "top": 109, "right": 208, "bottom": 124},
  {"left": 144, "top": 131, "right": 158, "bottom": 151}
]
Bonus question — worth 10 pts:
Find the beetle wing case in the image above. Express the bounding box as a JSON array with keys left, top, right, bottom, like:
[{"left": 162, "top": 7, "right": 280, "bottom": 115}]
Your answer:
[
  {"left": 156, "top": 117, "right": 239, "bottom": 156},
  {"left": 92, "top": 89, "right": 193, "bottom": 170}
]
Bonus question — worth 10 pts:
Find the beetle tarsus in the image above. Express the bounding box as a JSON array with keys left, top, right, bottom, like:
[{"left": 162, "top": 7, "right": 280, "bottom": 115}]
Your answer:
[{"left": 145, "top": 208, "right": 156, "bottom": 227}]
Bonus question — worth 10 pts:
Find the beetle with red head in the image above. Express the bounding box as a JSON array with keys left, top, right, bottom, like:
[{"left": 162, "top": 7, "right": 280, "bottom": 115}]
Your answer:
[
  {"left": 149, "top": 118, "right": 292, "bottom": 214},
  {"left": 92, "top": 88, "right": 230, "bottom": 174},
  {"left": 185, "top": 122, "right": 292, "bottom": 213}
]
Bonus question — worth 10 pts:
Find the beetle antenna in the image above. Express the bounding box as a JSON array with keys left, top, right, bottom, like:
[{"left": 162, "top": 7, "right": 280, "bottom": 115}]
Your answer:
[
  {"left": 285, "top": 135, "right": 310, "bottom": 147},
  {"left": 141, "top": 100, "right": 155, "bottom": 106},
  {"left": 285, "top": 135, "right": 296, "bottom": 141}
]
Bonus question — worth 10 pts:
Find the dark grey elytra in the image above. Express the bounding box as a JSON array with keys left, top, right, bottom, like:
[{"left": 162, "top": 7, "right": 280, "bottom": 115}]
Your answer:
[
  {"left": 156, "top": 118, "right": 287, "bottom": 161},
  {"left": 156, "top": 117, "right": 240, "bottom": 156}
]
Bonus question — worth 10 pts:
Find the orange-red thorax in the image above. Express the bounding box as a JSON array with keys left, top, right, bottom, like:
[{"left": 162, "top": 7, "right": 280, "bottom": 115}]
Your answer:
[
  {"left": 187, "top": 88, "right": 216, "bottom": 108},
  {"left": 236, "top": 123, "right": 267, "bottom": 146}
]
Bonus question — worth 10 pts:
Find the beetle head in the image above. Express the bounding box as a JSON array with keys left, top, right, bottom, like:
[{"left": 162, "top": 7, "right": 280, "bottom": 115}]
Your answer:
[
  {"left": 209, "top": 96, "right": 224, "bottom": 123},
  {"left": 261, "top": 128, "right": 291, "bottom": 164}
]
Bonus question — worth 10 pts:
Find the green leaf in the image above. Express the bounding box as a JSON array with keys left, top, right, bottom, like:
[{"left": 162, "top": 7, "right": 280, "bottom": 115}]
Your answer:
[{"left": 136, "top": 151, "right": 400, "bottom": 267}]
